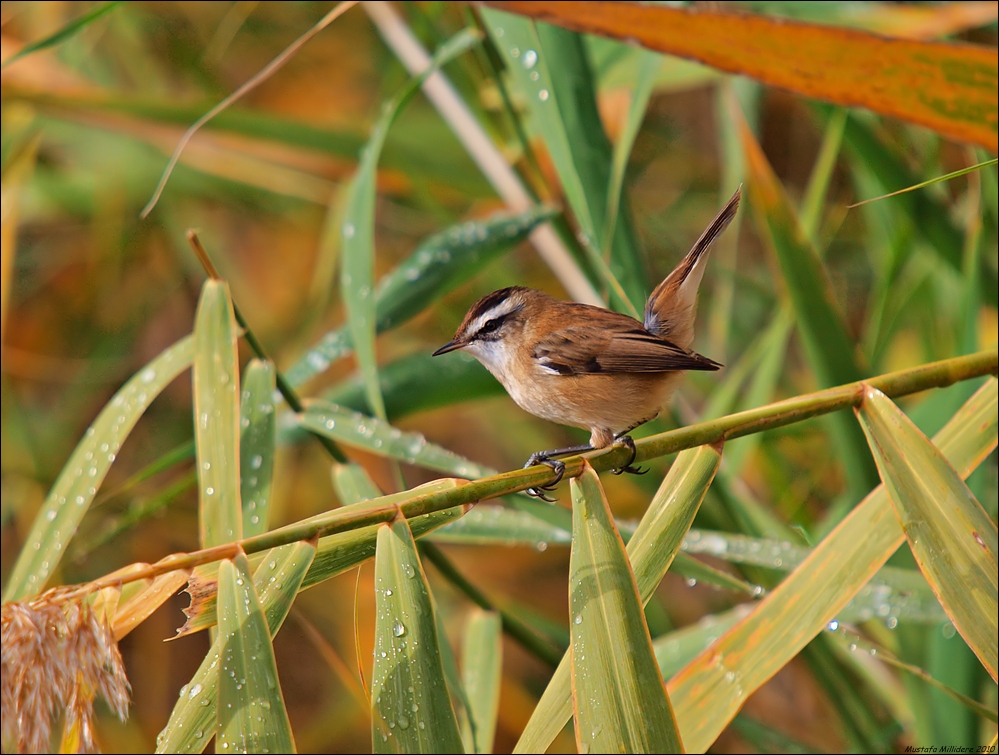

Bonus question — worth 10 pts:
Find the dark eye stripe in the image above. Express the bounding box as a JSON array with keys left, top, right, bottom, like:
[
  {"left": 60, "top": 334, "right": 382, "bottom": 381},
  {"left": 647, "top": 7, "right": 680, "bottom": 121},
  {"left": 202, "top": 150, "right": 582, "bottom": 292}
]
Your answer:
[{"left": 474, "top": 314, "right": 509, "bottom": 340}]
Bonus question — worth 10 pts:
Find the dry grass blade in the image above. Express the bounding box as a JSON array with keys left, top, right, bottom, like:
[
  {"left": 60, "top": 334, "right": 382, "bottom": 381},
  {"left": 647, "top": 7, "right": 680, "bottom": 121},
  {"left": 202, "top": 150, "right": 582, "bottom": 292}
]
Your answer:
[
  {"left": 112, "top": 571, "right": 189, "bottom": 641},
  {"left": 485, "top": 1, "right": 999, "bottom": 150},
  {"left": 847, "top": 157, "right": 999, "bottom": 208},
  {"left": 140, "top": 1, "right": 359, "bottom": 217},
  {"left": 855, "top": 385, "right": 998, "bottom": 680}
]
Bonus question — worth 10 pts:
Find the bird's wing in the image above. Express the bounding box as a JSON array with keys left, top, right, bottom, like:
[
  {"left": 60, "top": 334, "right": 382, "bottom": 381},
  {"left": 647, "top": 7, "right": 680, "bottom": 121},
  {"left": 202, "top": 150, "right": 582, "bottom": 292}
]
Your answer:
[{"left": 532, "top": 321, "right": 721, "bottom": 375}]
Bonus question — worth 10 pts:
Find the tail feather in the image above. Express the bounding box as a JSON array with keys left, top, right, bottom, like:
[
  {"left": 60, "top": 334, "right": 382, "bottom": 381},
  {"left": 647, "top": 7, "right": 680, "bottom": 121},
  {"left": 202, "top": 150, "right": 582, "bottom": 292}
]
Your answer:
[{"left": 643, "top": 187, "right": 741, "bottom": 348}]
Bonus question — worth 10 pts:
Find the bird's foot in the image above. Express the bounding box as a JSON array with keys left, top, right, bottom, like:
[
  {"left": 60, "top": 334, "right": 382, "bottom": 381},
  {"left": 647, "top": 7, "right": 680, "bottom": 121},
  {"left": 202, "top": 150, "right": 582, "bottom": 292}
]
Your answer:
[
  {"left": 523, "top": 454, "right": 566, "bottom": 501},
  {"left": 610, "top": 435, "right": 647, "bottom": 476}
]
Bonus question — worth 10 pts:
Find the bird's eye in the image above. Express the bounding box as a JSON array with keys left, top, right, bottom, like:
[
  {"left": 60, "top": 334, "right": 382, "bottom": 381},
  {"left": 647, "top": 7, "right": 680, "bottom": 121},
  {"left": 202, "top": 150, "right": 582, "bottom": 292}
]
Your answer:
[{"left": 480, "top": 318, "right": 501, "bottom": 334}]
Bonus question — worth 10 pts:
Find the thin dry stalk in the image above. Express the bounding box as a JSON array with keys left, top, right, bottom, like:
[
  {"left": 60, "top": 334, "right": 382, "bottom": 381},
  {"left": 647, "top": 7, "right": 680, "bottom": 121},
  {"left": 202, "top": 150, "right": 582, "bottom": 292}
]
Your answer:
[
  {"left": 140, "top": 0, "right": 359, "bottom": 218},
  {"left": 362, "top": 1, "right": 603, "bottom": 306}
]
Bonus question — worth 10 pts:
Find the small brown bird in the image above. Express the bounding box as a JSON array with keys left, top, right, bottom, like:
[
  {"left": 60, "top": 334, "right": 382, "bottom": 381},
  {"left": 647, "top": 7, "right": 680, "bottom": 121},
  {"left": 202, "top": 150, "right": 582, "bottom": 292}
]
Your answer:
[{"left": 433, "top": 188, "right": 740, "bottom": 497}]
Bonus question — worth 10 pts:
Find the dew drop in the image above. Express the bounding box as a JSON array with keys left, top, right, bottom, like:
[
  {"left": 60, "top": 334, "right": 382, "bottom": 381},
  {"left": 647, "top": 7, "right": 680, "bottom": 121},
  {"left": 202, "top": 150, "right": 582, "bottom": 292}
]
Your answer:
[
  {"left": 538, "top": 89, "right": 550, "bottom": 102},
  {"left": 522, "top": 49, "right": 538, "bottom": 68}
]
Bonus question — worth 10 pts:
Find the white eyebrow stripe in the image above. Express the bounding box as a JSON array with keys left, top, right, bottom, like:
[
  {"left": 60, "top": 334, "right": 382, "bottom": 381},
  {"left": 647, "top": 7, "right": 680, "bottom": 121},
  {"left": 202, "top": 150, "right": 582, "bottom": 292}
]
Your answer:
[{"left": 467, "top": 297, "right": 520, "bottom": 337}]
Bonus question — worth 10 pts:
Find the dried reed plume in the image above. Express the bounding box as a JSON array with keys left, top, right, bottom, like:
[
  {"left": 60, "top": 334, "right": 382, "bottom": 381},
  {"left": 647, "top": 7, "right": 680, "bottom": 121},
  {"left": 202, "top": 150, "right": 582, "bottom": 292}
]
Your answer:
[{"left": 2, "top": 588, "right": 130, "bottom": 754}]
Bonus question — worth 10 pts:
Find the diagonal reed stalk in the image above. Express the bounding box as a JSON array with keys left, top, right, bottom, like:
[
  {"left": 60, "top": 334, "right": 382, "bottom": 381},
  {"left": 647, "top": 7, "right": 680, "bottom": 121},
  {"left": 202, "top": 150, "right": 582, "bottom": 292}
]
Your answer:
[{"left": 42, "top": 349, "right": 998, "bottom": 600}]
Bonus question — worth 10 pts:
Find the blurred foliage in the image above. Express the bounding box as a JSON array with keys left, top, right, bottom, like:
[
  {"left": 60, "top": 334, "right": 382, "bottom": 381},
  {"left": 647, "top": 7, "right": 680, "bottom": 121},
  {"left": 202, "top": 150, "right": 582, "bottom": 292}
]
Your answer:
[{"left": 1, "top": 1, "right": 997, "bottom": 753}]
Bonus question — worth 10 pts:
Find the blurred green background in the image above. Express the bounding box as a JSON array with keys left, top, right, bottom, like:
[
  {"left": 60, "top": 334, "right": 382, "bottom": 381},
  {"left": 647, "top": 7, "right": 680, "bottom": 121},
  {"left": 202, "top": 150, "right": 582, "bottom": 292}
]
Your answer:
[{"left": 1, "top": 1, "right": 996, "bottom": 752}]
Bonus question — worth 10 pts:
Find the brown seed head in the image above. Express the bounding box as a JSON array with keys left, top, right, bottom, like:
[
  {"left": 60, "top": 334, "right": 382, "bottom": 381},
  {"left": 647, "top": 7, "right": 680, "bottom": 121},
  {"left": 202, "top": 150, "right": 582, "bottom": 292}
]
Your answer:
[{"left": 1, "top": 587, "right": 130, "bottom": 753}]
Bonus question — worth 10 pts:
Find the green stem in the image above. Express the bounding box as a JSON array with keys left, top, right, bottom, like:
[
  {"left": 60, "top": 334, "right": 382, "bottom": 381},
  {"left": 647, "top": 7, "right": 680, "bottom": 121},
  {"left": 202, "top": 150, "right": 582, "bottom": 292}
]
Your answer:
[{"left": 66, "top": 349, "right": 997, "bottom": 595}]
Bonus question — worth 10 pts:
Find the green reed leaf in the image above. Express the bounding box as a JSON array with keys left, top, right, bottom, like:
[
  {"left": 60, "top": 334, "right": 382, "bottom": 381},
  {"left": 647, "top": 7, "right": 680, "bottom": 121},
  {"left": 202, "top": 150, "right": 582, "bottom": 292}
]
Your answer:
[
  {"left": 568, "top": 464, "right": 681, "bottom": 752},
  {"left": 2, "top": 2, "right": 122, "bottom": 70},
  {"left": 734, "top": 97, "right": 879, "bottom": 498},
  {"left": 239, "top": 360, "right": 276, "bottom": 538},
  {"left": 481, "top": 8, "right": 646, "bottom": 314},
  {"left": 156, "top": 540, "right": 316, "bottom": 754},
  {"left": 855, "top": 386, "right": 998, "bottom": 680},
  {"left": 372, "top": 519, "right": 463, "bottom": 753},
  {"left": 460, "top": 610, "right": 503, "bottom": 754},
  {"left": 215, "top": 554, "right": 297, "bottom": 754},
  {"left": 289, "top": 205, "right": 555, "bottom": 387},
  {"left": 194, "top": 280, "right": 242, "bottom": 548},
  {"left": 176, "top": 480, "right": 468, "bottom": 639},
  {"left": 3, "top": 335, "right": 193, "bottom": 602},
  {"left": 299, "top": 400, "right": 494, "bottom": 479},
  {"left": 339, "top": 29, "right": 482, "bottom": 420},
  {"left": 667, "top": 378, "right": 997, "bottom": 752},
  {"left": 515, "top": 444, "right": 720, "bottom": 753}
]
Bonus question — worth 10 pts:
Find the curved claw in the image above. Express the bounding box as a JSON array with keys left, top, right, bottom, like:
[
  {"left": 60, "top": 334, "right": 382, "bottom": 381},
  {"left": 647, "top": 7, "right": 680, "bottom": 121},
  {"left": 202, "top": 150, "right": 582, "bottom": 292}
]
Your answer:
[
  {"left": 544, "top": 459, "right": 566, "bottom": 487},
  {"left": 610, "top": 435, "right": 642, "bottom": 475},
  {"left": 616, "top": 464, "right": 648, "bottom": 476},
  {"left": 524, "top": 456, "right": 565, "bottom": 500},
  {"left": 527, "top": 486, "right": 558, "bottom": 502}
]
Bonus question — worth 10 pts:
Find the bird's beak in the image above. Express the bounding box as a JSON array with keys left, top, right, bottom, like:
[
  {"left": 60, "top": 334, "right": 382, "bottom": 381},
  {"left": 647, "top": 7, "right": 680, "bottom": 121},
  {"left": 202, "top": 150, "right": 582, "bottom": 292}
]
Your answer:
[{"left": 432, "top": 340, "right": 463, "bottom": 356}]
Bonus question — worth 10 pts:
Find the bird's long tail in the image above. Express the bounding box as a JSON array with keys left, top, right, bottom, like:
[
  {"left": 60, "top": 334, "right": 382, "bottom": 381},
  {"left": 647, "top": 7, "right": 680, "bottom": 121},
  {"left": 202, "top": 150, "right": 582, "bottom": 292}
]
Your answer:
[{"left": 643, "top": 186, "right": 742, "bottom": 349}]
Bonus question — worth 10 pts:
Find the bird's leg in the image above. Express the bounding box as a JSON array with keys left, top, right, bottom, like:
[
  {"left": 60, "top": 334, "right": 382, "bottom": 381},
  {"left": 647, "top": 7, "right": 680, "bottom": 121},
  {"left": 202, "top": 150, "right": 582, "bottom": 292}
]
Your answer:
[
  {"left": 523, "top": 444, "right": 594, "bottom": 500},
  {"left": 610, "top": 434, "right": 648, "bottom": 476}
]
